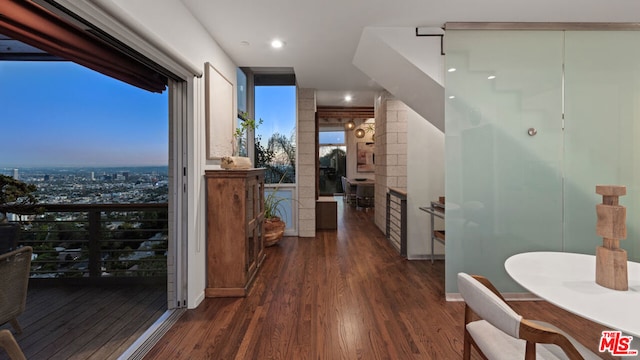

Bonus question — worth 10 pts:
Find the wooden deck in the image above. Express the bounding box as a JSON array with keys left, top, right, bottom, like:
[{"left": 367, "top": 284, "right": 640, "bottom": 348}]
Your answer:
[
  {"left": 145, "top": 197, "right": 614, "bottom": 359},
  {"left": 0, "top": 282, "right": 166, "bottom": 360}
]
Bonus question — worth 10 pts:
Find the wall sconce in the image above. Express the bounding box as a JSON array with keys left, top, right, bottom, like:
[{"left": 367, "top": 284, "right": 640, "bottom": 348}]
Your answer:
[
  {"left": 344, "top": 120, "right": 356, "bottom": 131},
  {"left": 354, "top": 128, "right": 366, "bottom": 138}
]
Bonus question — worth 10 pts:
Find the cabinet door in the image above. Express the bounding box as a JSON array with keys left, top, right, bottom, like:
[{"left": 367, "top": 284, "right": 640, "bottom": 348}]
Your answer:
[
  {"left": 445, "top": 30, "right": 564, "bottom": 291},
  {"left": 246, "top": 176, "right": 257, "bottom": 270}
]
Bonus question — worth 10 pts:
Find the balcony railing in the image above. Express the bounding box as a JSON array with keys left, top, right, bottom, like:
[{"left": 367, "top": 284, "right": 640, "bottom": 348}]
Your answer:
[{"left": 3, "top": 203, "right": 168, "bottom": 282}]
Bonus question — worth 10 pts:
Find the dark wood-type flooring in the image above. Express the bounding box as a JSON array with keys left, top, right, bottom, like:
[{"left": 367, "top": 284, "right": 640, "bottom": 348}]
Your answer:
[
  {"left": 145, "top": 197, "right": 614, "bottom": 359},
  {"left": 0, "top": 283, "right": 166, "bottom": 360}
]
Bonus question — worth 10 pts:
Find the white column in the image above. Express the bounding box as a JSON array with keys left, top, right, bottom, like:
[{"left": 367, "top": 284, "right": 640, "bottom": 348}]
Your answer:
[{"left": 297, "top": 88, "right": 316, "bottom": 237}]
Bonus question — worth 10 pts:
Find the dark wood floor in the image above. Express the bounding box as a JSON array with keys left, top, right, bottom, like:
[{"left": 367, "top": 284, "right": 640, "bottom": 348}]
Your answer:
[
  {"left": 0, "top": 283, "right": 166, "bottom": 360},
  {"left": 145, "top": 197, "right": 613, "bottom": 359}
]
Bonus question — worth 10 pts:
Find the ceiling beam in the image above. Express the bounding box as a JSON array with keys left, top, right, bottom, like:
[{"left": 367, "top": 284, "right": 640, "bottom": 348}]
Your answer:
[
  {"left": 317, "top": 106, "right": 374, "bottom": 119},
  {"left": 445, "top": 22, "right": 640, "bottom": 30}
]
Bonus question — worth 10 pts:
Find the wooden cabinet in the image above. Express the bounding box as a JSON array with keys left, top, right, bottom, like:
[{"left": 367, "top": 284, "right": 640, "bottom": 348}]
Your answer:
[{"left": 205, "top": 169, "right": 265, "bottom": 297}]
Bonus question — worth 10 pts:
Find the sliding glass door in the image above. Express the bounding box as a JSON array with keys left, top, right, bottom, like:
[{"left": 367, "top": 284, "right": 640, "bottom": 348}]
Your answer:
[
  {"left": 445, "top": 30, "right": 565, "bottom": 292},
  {"left": 563, "top": 31, "right": 640, "bottom": 257},
  {"left": 446, "top": 29, "right": 640, "bottom": 293}
]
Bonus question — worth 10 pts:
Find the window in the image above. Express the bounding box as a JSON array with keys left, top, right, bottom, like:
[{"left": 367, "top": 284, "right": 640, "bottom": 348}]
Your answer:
[
  {"left": 235, "top": 68, "right": 249, "bottom": 157},
  {"left": 254, "top": 85, "right": 296, "bottom": 184},
  {"left": 237, "top": 68, "right": 247, "bottom": 113},
  {"left": 245, "top": 71, "right": 298, "bottom": 235}
]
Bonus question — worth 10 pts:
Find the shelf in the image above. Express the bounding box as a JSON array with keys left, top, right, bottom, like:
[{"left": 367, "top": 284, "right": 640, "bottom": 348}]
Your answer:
[{"left": 420, "top": 199, "right": 445, "bottom": 263}]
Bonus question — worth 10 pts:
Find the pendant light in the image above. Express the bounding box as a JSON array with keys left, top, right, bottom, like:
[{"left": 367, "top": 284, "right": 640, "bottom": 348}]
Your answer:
[{"left": 344, "top": 120, "right": 356, "bottom": 131}]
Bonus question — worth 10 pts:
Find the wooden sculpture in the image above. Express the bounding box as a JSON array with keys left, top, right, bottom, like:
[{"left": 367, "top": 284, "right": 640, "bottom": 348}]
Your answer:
[{"left": 595, "top": 185, "right": 628, "bottom": 291}]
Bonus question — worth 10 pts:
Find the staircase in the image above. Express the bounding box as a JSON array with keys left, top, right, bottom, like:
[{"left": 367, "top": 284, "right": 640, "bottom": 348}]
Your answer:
[{"left": 353, "top": 27, "right": 445, "bottom": 132}]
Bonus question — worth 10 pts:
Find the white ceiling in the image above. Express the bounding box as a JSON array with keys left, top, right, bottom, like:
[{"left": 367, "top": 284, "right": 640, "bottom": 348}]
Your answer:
[{"left": 181, "top": 0, "right": 640, "bottom": 106}]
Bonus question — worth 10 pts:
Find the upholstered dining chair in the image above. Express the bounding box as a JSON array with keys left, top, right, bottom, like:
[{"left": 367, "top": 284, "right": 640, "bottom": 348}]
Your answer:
[
  {"left": 0, "top": 329, "right": 26, "bottom": 360},
  {"left": 355, "top": 184, "right": 374, "bottom": 209},
  {"left": 341, "top": 176, "right": 348, "bottom": 200},
  {"left": 457, "top": 272, "right": 600, "bottom": 360},
  {"left": 0, "top": 246, "right": 32, "bottom": 334},
  {"left": 341, "top": 177, "right": 356, "bottom": 204}
]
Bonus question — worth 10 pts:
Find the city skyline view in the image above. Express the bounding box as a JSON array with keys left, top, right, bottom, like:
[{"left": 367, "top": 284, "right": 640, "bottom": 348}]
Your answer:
[{"left": 0, "top": 61, "right": 168, "bottom": 168}]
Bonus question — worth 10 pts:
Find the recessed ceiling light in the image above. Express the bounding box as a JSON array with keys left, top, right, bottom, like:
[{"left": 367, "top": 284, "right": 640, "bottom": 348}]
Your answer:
[
  {"left": 449, "top": 95, "right": 456, "bottom": 99},
  {"left": 448, "top": 68, "right": 456, "bottom": 72},
  {"left": 271, "top": 39, "right": 284, "bottom": 49},
  {"left": 345, "top": 95, "right": 352, "bottom": 102},
  {"left": 487, "top": 75, "right": 496, "bottom": 80}
]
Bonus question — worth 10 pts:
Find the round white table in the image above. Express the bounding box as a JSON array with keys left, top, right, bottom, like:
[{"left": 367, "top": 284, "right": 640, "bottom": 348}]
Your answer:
[{"left": 505, "top": 251, "right": 640, "bottom": 337}]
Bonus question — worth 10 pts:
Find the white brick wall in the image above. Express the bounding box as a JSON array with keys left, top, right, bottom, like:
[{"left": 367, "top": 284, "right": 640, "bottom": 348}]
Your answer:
[
  {"left": 375, "top": 92, "right": 409, "bottom": 232},
  {"left": 297, "top": 88, "right": 316, "bottom": 237}
]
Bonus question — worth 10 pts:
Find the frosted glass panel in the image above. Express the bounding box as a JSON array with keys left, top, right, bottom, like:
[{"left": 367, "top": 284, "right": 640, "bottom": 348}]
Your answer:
[
  {"left": 445, "top": 31, "right": 564, "bottom": 292},
  {"left": 564, "top": 31, "right": 640, "bottom": 260}
]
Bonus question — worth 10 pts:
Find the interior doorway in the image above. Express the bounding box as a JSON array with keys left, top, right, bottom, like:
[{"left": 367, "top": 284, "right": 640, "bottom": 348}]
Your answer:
[
  {"left": 316, "top": 107, "right": 375, "bottom": 198},
  {"left": 319, "top": 147, "right": 346, "bottom": 195}
]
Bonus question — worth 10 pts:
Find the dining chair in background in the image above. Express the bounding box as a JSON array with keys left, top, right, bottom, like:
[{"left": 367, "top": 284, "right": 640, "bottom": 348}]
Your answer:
[
  {"left": 457, "top": 272, "right": 599, "bottom": 360},
  {"left": 0, "top": 224, "right": 19, "bottom": 254},
  {"left": 0, "top": 246, "right": 32, "bottom": 334},
  {"left": 341, "top": 176, "right": 348, "bottom": 201},
  {"left": 355, "top": 184, "right": 374, "bottom": 209},
  {"left": 341, "top": 177, "right": 356, "bottom": 205}
]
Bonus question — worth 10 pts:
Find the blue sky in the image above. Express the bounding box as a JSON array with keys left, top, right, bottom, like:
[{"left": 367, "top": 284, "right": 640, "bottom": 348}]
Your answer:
[
  {"left": 0, "top": 61, "right": 299, "bottom": 168},
  {"left": 0, "top": 61, "right": 168, "bottom": 167},
  {"left": 254, "top": 85, "right": 296, "bottom": 145}
]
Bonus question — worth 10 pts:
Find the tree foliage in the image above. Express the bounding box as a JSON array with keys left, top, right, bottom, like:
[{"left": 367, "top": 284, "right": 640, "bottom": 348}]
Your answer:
[
  {"left": 0, "top": 174, "right": 41, "bottom": 222},
  {"left": 256, "top": 132, "right": 296, "bottom": 183},
  {"left": 319, "top": 148, "right": 346, "bottom": 168},
  {"left": 255, "top": 135, "right": 274, "bottom": 168},
  {"left": 235, "top": 111, "right": 263, "bottom": 156}
]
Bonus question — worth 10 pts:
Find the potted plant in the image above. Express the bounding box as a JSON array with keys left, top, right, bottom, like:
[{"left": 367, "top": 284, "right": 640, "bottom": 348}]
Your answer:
[
  {"left": 233, "top": 111, "right": 263, "bottom": 155},
  {"left": 263, "top": 174, "right": 288, "bottom": 247},
  {"left": 221, "top": 111, "right": 263, "bottom": 169},
  {"left": 0, "top": 174, "right": 40, "bottom": 253}
]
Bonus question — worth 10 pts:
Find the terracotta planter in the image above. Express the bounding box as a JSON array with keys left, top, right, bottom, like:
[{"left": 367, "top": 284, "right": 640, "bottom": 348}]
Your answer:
[{"left": 264, "top": 217, "right": 285, "bottom": 247}]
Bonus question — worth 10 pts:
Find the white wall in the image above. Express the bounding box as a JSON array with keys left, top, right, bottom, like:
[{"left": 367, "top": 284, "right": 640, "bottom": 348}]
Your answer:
[
  {"left": 372, "top": 93, "right": 444, "bottom": 256},
  {"left": 407, "top": 108, "right": 445, "bottom": 258},
  {"left": 369, "top": 27, "right": 444, "bottom": 87},
  {"left": 354, "top": 27, "right": 445, "bottom": 132},
  {"left": 346, "top": 119, "right": 375, "bottom": 180},
  {"left": 104, "top": 0, "right": 238, "bottom": 309}
]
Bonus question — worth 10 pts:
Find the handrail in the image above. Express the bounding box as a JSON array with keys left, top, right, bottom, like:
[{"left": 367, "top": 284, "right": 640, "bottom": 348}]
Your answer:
[
  {"left": 23, "top": 203, "right": 166, "bottom": 211},
  {"left": 5, "top": 203, "right": 168, "bottom": 283}
]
